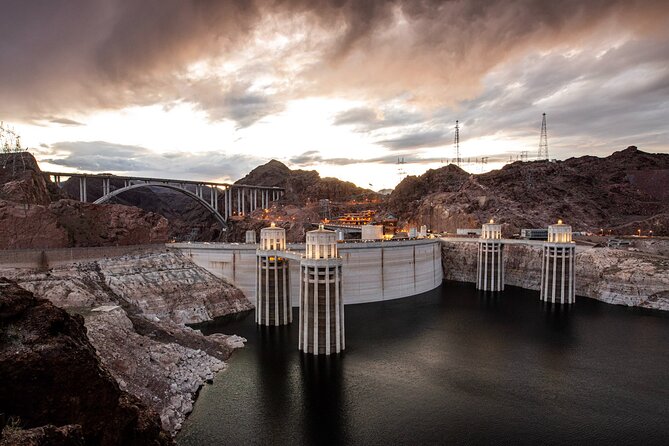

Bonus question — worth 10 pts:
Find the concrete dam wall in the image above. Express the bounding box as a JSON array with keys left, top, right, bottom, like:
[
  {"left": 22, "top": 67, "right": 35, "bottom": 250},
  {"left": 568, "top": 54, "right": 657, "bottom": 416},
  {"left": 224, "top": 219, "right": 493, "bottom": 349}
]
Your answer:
[{"left": 172, "top": 239, "right": 443, "bottom": 306}]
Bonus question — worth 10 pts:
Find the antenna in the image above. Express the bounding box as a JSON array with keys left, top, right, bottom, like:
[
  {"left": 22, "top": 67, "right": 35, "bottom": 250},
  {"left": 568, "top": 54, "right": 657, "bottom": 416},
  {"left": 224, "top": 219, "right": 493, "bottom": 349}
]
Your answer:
[
  {"left": 454, "top": 120, "right": 461, "bottom": 166},
  {"left": 538, "top": 113, "right": 549, "bottom": 160}
]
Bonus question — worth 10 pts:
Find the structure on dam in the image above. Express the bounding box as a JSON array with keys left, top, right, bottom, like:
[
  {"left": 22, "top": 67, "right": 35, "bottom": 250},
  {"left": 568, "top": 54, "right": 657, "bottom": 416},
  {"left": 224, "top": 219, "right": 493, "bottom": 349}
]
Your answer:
[
  {"left": 540, "top": 220, "right": 575, "bottom": 304},
  {"left": 476, "top": 219, "right": 504, "bottom": 292},
  {"left": 298, "top": 225, "right": 345, "bottom": 355},
  {"left": 256, "top": 223, "right": 291, "bottom": 326}
]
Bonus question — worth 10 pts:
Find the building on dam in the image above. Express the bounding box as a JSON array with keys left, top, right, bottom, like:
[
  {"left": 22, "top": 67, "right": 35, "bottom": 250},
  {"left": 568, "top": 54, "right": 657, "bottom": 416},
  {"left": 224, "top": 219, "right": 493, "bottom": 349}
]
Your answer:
[
  {"left": 476, "top": 219, "right": 504, "bottom": 292},
  {"left": 256, "top": 223, "right": 291, "bottom": 326},
  {"left": 540, "top": 220, "right": 576, "bottom": 304},
  {"left": 298, "top": 224, "right": 345, "bottom": 355}
]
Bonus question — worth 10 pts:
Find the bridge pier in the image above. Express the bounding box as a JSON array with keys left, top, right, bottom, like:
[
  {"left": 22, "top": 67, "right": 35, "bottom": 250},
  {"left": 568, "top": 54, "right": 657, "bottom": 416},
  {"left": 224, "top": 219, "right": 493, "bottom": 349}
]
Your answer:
[
  {"left": 101, "top": 178, "right": 111, "bottom": 197},
  {"left": 79, "top": 177, "right": 87, "bottom": 202}
]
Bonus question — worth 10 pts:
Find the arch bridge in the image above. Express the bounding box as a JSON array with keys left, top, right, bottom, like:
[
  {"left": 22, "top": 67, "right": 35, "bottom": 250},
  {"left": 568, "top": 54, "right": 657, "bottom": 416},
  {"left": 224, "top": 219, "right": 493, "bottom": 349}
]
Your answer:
[{"left": 43, "top": 171, "right": 284, "bottom": 228}]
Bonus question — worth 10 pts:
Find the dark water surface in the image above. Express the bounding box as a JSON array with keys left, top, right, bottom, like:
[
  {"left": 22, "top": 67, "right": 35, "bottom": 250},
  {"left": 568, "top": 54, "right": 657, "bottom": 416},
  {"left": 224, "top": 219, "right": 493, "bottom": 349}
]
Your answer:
[{"left": 178, "top": 282, "right": 669, "bottom": 445}]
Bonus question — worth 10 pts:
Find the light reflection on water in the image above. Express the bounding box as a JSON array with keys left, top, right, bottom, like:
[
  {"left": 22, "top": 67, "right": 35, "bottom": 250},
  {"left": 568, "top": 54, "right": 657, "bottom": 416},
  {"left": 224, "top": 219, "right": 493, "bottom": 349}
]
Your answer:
[{"left": 178, "top": 282, "right": 669, "bottom": 445}]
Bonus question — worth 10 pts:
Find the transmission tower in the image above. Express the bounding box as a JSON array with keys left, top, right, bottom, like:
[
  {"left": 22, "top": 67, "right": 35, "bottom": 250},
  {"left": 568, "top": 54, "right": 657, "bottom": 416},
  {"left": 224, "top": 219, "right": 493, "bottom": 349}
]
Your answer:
[
  {"left": 538, "top": 113, "right": 549, "bottom": 160},
  {"left": 454, "top": 120, "right": 461, "bottom": 166},
  {"left": 397, "top": 157, "right": 406, "bottom": 178}
]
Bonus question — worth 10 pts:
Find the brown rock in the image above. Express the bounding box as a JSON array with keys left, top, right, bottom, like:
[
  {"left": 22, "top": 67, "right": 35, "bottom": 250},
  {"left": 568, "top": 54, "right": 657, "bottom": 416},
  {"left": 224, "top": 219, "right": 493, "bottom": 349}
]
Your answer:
[{"left": 0, "top": 278, "right": 172, "bottom": 445}]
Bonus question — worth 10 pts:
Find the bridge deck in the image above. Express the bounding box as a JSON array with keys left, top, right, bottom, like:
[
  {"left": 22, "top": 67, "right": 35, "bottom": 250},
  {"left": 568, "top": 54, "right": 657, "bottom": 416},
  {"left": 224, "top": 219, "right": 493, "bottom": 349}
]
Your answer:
[{"left": 42, "top": 171, "right": 284, "bottom": 190}]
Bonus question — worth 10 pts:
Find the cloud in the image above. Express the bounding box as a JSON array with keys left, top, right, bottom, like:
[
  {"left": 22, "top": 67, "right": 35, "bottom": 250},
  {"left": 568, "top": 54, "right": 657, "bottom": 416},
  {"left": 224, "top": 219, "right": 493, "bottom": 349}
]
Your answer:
[
  {"left": 42, "top": 141, "right": 265, "bottom": 181},
  {"left": 2, "top": 0, "right": 668, "bottom": 125},
  {"left": 49, "top": 118, "right": 84, "bottom": 126}
]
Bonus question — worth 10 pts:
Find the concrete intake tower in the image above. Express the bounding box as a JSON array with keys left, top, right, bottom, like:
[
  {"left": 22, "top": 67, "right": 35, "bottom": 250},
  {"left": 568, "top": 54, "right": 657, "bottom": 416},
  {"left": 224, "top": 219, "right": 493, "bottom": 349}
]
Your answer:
[
  {"left": 256, "top": 223, "right": 291, "bottom": 326},
  {"left": 477, "top": 219, "right": 504, "bottom": 292},
  {"left": 298, "top": 224, "right": 345, "bottom": 355},
  {"left": 540, "top": 220, "right": 576, "bottom": 304}
]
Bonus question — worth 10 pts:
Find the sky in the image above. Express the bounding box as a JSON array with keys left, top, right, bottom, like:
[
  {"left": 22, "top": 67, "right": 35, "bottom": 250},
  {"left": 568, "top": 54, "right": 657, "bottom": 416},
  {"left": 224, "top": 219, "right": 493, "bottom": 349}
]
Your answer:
[{"left": 1, "top": 0, "right": 668, "bottom": 190}]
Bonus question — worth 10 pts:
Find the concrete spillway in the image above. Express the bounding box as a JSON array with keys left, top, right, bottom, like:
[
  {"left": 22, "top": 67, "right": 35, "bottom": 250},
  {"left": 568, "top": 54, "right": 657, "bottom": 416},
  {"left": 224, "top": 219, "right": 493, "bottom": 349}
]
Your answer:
[{"left": 173, "top": 239, "right": 443, "bottom": 306}]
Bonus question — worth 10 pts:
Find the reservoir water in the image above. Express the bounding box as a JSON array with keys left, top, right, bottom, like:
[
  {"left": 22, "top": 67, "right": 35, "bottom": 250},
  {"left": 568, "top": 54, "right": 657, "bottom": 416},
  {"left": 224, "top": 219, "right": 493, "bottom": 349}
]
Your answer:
[{"left": 178, "top": 282, "right": 669, "bottom": 445}]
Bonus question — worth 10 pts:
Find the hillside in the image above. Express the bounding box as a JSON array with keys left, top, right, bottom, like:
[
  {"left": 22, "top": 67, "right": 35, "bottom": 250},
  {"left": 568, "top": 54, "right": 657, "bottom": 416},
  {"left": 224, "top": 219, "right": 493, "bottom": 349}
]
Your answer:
[
  {"left": 235, "top": 159, "right": 379, "bottom": 204},
  {"left": 388, "top": 146, "right": 669, "bottom": 236},
  {"left": 60, "top": 178, "right": 222, "bottom": 241},
  {"left": 0, "top": 153, "right": 169, "bottom": 249}
]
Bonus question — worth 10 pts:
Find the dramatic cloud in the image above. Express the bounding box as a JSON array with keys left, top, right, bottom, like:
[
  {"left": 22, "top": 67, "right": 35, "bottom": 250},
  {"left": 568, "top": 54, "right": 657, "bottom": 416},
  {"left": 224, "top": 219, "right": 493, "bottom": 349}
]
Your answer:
[
  {"left": 1, "top": 1, "right": 669, "bottom": 187},
  {"left": 3, "top": 1, "right": 668, "bottom": 123}
]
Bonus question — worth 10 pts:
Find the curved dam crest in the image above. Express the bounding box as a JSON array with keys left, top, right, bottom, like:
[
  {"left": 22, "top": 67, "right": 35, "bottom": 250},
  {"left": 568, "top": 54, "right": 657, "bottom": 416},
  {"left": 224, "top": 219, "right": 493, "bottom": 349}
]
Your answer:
[{"left": 172, "top": 239, "right": 443, "bottom": 305}]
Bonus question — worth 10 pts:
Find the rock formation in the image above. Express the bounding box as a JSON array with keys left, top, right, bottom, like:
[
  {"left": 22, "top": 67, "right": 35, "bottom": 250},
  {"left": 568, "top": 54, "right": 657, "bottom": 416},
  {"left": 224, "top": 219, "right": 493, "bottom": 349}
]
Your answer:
[
  {"left": 1, "top": 249, "right": 253, "bottom": 435},
  {"left": 441, "top": 241, "right": 669, "bottom": 311},
  {"left": 389, "top": 147, "right": 669, "bottom": 236},
  {"left": 60, "top": 178, "right": 223, "bottom": 242},
  {"left": 0, "top": 153, "right": 169, "bottom": 249},
  {"left": 0, "top": 278, "right": 171, "bottom": 445},
  {"left": 235, "top": 159, "right": 378, "bottom": 205}
]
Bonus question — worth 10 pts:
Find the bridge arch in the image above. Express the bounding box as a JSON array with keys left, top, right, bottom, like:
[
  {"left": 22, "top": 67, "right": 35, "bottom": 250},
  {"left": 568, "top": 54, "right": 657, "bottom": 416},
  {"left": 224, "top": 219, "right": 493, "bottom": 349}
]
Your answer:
[{"left": 93, "top": 182, "right": 227, "bottom": 229}]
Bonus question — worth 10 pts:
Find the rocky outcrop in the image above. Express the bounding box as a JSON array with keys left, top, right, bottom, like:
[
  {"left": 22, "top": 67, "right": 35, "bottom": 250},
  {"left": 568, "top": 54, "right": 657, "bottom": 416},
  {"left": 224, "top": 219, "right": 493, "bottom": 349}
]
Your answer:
[
  {"left": 1, "top": 249, "right": 253, "bottom": 435},
  {"left": 0, "top": 152, "right": 63, "bottom": 205},
  {"left": 0, "top": 153, "right": 170, "bottom": 249},
  {"left": 0, "top": 198, "right": 169, "bottom": 249},
  {"left": 390, "top": 147, "right": 669, "bottom": 236},
  {"left": 235, "top": 159, "right": 379, "bottom": 205},
  {"left": 0, "top": 278, "right": 171, "bottom": 445},
  {"left": 60, "top": 178, "right": 223, "bottom": 242},
  {"left": 441, "top": 240, "right": 669, "bottom": 311}
]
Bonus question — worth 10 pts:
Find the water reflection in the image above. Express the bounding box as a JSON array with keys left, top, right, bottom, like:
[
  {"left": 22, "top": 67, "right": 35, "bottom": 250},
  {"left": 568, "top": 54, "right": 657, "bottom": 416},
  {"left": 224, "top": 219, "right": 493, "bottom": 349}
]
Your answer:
[
  {"left": 299, "top": 354, "right": 347, "bottom": 445},
  {"left": 180, "top": 283, "right": 669, "bottom": 445}
]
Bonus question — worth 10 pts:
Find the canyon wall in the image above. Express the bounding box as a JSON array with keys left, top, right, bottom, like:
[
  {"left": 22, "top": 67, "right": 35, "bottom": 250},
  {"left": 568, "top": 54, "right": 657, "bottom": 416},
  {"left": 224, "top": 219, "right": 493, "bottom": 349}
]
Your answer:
[
  {"left": 0, "top": 278, "right": 171, "bottom": 445},
  {"left": 441, "top": 240, "right": 669, "bottom": 311},
  {"left": 1, "top": 248, "right": 253, "bottom": 435}
]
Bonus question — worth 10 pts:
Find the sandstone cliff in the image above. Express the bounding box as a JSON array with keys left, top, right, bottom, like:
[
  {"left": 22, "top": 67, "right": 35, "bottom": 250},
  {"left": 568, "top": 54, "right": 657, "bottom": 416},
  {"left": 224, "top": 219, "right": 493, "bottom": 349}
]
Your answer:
[
  {"left": 440, "top": 240, "right": 669, "bottom": 311},
  {"left": 0, "top": 278, "right": 171, "bottom": 445},
  {"left": 1, "top": 249, "right": 253, "bottom": 435},
  {"left": 390, "top": 147, "right": 669, "bottom": 236}
]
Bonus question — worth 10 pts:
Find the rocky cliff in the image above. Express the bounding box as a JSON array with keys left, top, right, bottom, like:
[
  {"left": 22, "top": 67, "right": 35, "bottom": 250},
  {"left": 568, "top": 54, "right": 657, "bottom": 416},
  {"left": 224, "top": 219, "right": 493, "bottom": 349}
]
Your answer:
[
  {"left": 0, "top": 278, "right": 171, "bottom": 445},
  {"left": 235, "top": 159, "right": 378, "bottom": 205},
  {"left": 441, "top": 240, "right": 669, "bottom": 311},
  {"left": 60, "top": 178, "right": 223, "bottom": 242},
  {"left": 0, "top": 153, "right": 169, "bottom": 249},
  {"left": 1, "top": 249, "right": 253, "bottom": 435},
  {"left": 390, "top": 147, "right": 669, "bottom": 236}
]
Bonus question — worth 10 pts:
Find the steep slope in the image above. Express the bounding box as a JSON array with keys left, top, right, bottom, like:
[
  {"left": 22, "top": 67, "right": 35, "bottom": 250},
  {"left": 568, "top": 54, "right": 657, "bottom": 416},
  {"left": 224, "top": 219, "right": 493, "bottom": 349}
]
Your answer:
[
  {"left": 235, "top": 159, "right": 379, "bottom": 204},
  {"left": 60, "top": 178, "right": 223, "bottom": 242},
  {"left": 0, "top": 278, "right": 171, "bottom": 445},
  {"left": 2, "top": 249, "right": 253, "bottom": 435},
  {"left": 388, "top": 146, "right": 669, "bottom": 235},
  {"left": 0, "top": 153, "right": 169, "bottom": 249}
]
